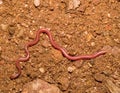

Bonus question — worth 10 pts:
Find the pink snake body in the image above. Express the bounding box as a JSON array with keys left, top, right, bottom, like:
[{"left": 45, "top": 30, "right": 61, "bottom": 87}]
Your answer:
[{"left": 10, "top": 29, "right": 106, "bottom": 79}]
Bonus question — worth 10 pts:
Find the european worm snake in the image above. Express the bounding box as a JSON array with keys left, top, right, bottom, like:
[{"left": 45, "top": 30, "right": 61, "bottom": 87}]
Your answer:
[{"left": 10, "top": 29, "right": 106, "bottom": 79}]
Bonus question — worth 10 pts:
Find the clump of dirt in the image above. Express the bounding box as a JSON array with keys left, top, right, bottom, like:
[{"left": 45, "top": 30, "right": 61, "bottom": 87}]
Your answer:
[{"left": 0, "top": 0, "right": 120, "bottom": 93}]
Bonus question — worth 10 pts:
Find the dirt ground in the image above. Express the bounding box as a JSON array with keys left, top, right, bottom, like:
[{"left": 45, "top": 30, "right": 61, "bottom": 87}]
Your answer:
[{"left": 0, "top": 0, "right": 120, "bottom": 93}]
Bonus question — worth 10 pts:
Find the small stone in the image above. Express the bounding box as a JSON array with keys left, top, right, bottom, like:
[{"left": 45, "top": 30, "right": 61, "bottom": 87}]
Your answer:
[
  {"left": 1, "top": 24, "right": 8, "bottom": 31},
  {"left": 22, "top": 79, "right": 62, "bottom": 93},
  {"left": 86, "top": 32, "right": 93, "bottom": 42},
  {"left": 114, "top": 38, "right": 119, "bottom": 44},
  {"left": 28, "top": 30, "right": 35, "bottom": 39},
  {"left": 39, "top": 67, "right": 45, "bottom": 73},
  {"left": 67, "top": 66, "right": 76, "bottom": 73},
  {"left": 94, "top": 73, "right": 105, "bottom": 82},
  {"left": 24, "top": 4, "right": 28, "bottom": 7},
  {"left": 8, "top": 24, "right": 16, "bottom": 36},
  {"left": 34, "top": 0, "right": 40, "bottom": 7},
  {"left": 91, "top": 42, "right": 95, "bottom": 46},
  {"left": 108, "top": 13, "right": 111, "bottom": 17},
  {"left": 21, "top": 23, "right": 28, "bottom": 28},
  {"left": 68, "top": 0, "right": 80, "bottom": 10},
  {"left": 78, "top": 4, "right": 86, "bottom": 12},
  {"left": 0, "top": 0, "right": 3, "bottom": 5},
  {"left": 57, "top": 77, "right": 69, "bottom": 91}
]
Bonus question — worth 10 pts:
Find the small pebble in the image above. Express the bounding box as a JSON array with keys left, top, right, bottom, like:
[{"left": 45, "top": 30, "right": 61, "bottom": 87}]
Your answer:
[
  {"left": 39, "top": 67, "right": 45, "bottom": 73},
  {"left": 67, "top": 66, "right": 76, "bottom": 73},
  {"left": 28, "top": 30, "right": 35, "bottom": 39},
  {"left": 8, "top": 24, "right": 16, "bottom": 36},
  {"left": 0, "top": 0, "right": 3, "bottom": 5},
  {"left": 34, "top": 0, "right": 40, "bottom": 7},
  {"left": 57, "top": 77, "right": 69, "bottom": 91},
  {"left": 86, "top": 32, "right": 93, "bottom": 42},
  {"left": 68, "top": 0, "right": 80, "bottom": 10},
  {"left": 107, "top": 13, "right": 111, "bottom": 17},
  {"left": 94, "top": 73, "right": 105, "bottom": 82},
  {"left": 24, "top": 4, "right": 28, "bottom": 7},
  {"left": 91, "top": 42, "right": 95, "bottom": 46},
  {"left": 1, "top": 24, "right": 8, "bottom": 31},
  {"left": 22, "top": 79, "right": 62, "bottom": 93},
  {"left": 21, "top": 23, "right": 28, "bottom": 28},
  {"left": 114, "top": 38, "right": 119, "bottom": 44}
]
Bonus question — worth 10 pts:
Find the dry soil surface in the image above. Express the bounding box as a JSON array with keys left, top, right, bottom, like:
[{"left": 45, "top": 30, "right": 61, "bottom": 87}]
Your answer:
[{"left": 0, "top": 0, "right": 120, "bottom": 93}]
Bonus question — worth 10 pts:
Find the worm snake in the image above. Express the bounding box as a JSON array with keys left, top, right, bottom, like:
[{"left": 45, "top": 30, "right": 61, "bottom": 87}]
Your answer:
[{"left": 10, "top": 29, "right": 106, "bottom": 79}]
